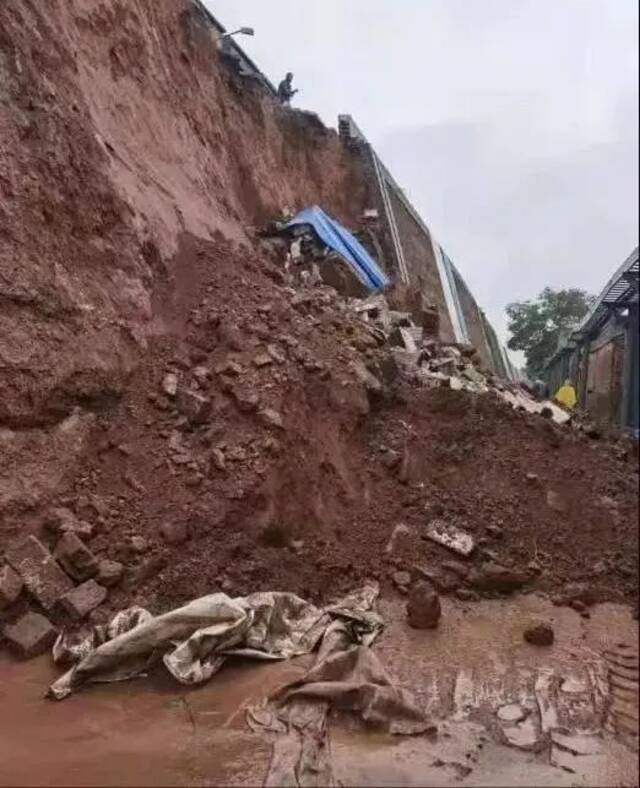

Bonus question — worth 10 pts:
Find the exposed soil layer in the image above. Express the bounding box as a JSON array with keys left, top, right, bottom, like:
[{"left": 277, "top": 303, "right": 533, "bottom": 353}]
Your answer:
[{"left": 0, "top": 0, "right": 637, "bottom": 637}]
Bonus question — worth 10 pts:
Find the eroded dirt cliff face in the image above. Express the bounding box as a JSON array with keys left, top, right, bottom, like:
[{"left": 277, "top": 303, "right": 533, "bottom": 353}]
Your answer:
[
  {"left": 0, "top": 0, "right": 369, "bottom": 510},
  {"left": 0, "top": 0, "right": 637, "bottom": 635}
]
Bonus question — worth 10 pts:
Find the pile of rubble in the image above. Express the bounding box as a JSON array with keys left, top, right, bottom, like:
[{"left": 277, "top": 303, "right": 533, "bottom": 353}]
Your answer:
[
  {"left": 1, "top": 525, "right": 118, "bottom": 657},
  {"left": 1, "top": 237, "right": 637, "bottom": 660}
]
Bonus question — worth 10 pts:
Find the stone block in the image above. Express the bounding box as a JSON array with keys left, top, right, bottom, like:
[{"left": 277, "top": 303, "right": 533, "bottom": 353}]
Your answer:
[
  {"left": 258, "top": 408, "right": 284, "bottom": 430},
  {"left": 96, "top": 559, "right": 124, "bottom": 588},
  {"left": 54, "top": 532, "right": 98, "bottom": 582},
  {"left": 96, "top": 558, "right": 124, "bottom": 588},
  {"left": 58, "top": 579, "right": 107, "bottom": 621},
  {"left": 3, "top": 612, "right": 57, "bottom": 658},
  {"left": 5, "top": 535, "right": 73, "bottom": 612}
]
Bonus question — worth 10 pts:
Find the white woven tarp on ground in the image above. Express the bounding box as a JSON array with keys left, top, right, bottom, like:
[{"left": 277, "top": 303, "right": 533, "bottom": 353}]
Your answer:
[{"left": 48, "top": 585, "right": 434, "bottom": 786}]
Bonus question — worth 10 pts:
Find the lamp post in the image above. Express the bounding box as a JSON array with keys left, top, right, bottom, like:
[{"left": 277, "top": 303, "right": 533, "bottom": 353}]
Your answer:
[{"left": 217, "top": 27, "right": 254, "bottom": 41}]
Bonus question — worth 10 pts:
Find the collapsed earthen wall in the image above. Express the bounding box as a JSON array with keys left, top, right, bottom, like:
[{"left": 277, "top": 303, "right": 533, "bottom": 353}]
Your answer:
[{"left": 0, "top": 0, "right": 371, "bottom": 431}]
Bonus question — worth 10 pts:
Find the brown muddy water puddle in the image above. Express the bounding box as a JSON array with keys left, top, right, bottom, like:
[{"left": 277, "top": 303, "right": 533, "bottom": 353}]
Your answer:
[{"left": 0, "top": 594, "right": 637, "bottom": 787}]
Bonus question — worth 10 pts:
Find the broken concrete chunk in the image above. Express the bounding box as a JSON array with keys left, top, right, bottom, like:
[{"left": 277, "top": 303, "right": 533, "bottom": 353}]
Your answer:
[
  {"left": 231, "top": 387, "right": 259, "bottom": 413},
  {"left": 501, "top": 716, "right": 540, "bottom": 751},
  {"left": 0, "top": 564, "right": 23, "bottom": 608},
  {"left": 425, "top": 520, "right": 475, "bottom": 557},
  {"left": 59, "top": 579, "right": 107, "bottom": 621},
  {"left": 96, "top": 559, "right": 124, "bottom": 588},
  {"left": 214, "top": 358, "right": 243, "bottom": 377},
  {"left": 54, "top": 532, "right": 98, "bottom": 582},
  {"left": 442, "top": 345, "right": 463, "bottom": 359},
  {"left": 253, "top": 352, "right": 273, "bottom": 367},
  {"left": 407, "top": 581, "right": 441, "bottom": 629},
  {"left": 389, "top": 326, "right": 420, "bottom": 353},
  {"left": 161, "top": 372, "right": 179, "bottom": 397},
  {"left": 388, "top": 310, "right": 413, "bottom": 327},
  {"left": 175, "top": 388, "right": 211, "bottom": 424},
  {"left": 461, "top": 365, "right": 486, "bottom": 386},
  {"left": 258, "top": 408, "right": 284, "bottom": 430},
  {"left": 3, "top": 612, "right": 58, "bottom": 658},
  {"left": 470, "top": 562, "right": 528, "bottom": 594},
  {"left": 497, "top": 703, "right": 526, "bottom": 723},
  {"left": 428, "top": 357, "right": 457, "bottom": 375},
  {"left": 354, "top": 293, "right": 389, "bottom": 321},
  {"left": 5, "top": 535, "right": 73, "bottom": 612}
]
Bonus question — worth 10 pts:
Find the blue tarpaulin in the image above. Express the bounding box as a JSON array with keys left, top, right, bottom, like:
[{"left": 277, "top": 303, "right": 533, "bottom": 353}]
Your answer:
[{"left": 284, "top": 205, "right": 390, "bottom": 291}]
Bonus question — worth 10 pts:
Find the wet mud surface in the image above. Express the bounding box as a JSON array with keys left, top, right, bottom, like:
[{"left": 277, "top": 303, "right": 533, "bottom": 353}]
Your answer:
[{"left": 0, "top": 595, "right": 637, "bottom": 787}]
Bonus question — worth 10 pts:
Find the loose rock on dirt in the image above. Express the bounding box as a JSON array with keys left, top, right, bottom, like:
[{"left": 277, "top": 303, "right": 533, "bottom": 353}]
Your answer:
[
  {"left": 406, "top": 581, "right": 442, "bottom": 629},
  {"left": 523, "top": 622, "right": 554, "bottom": 646}
]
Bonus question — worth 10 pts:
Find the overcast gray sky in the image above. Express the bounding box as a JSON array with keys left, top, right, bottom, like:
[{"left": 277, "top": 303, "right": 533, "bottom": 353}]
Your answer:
[{"left": 206, "top": 0, "right": 638, "bottom": 358}]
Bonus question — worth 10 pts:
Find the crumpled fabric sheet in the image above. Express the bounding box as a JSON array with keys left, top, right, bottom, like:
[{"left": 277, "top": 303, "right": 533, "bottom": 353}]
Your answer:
[
  {"left": 49, "top": 584, "right": 432, "bottom": 787},
  {"left": 247, "top": 589, "right": 434, "bottom": 787},
  {"left": 48, "top": 587, "right": 380, "bottom": 700}
]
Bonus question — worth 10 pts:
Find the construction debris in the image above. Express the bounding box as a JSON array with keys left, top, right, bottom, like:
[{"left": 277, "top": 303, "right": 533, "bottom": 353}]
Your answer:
[
  {"left": 5, "top": 537, "right": 74, "bottom": 613},
  {"left": 54, "top": 533, "right": 98, "bottom": 582},
  {"left": 4, "top": 612, "right": 58, "bottom": 658},
  {"left": 58, "top": 580, "right": 107, "bottom": 621},
  {"left": 425, "top": 521, "right": 476, "bottom": 557}
]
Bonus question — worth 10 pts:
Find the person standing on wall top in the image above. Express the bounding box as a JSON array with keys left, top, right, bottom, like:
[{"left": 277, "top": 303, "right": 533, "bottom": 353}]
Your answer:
[{"left": 277, "top": 72, "right": 298, "bottom": 105}]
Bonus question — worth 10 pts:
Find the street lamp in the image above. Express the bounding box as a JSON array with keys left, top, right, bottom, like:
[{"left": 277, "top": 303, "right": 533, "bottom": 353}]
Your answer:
[{"left": 217, "top": 27, "right": 254, "bottom": 41}]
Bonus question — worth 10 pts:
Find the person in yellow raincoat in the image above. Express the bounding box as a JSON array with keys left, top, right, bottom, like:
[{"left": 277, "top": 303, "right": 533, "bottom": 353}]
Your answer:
[{"left": 554, "top": 379, "right": 577, "bottom": 410}]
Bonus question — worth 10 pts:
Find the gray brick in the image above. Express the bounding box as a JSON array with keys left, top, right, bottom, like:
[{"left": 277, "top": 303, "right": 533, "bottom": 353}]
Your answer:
[
  {"left": 58, "top": 579, "right": 107, "bottom": 620},
  {"left": 54, "top": 532, "right": 98, "bottom": 582},
  {"left": 5, "top": 535, "right": 73, "bottom": 612},
  {"left": 3, "top": 612, "right": 57, "bottom": 658}
]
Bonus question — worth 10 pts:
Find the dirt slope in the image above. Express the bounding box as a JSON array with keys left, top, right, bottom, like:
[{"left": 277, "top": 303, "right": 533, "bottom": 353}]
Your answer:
[{"left": 0, "top": 0, "right": 637, "bottom": 635}]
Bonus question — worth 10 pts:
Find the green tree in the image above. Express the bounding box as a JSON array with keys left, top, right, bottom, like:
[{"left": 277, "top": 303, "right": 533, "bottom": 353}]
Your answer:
[{"left": 506, "top": 287, "right": 595, "bottom": 377}]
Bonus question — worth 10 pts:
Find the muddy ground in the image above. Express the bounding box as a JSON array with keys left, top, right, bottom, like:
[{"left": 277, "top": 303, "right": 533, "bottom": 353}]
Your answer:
[{"left": 1, "top": 594, "right": 637, "bottom": 786}]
